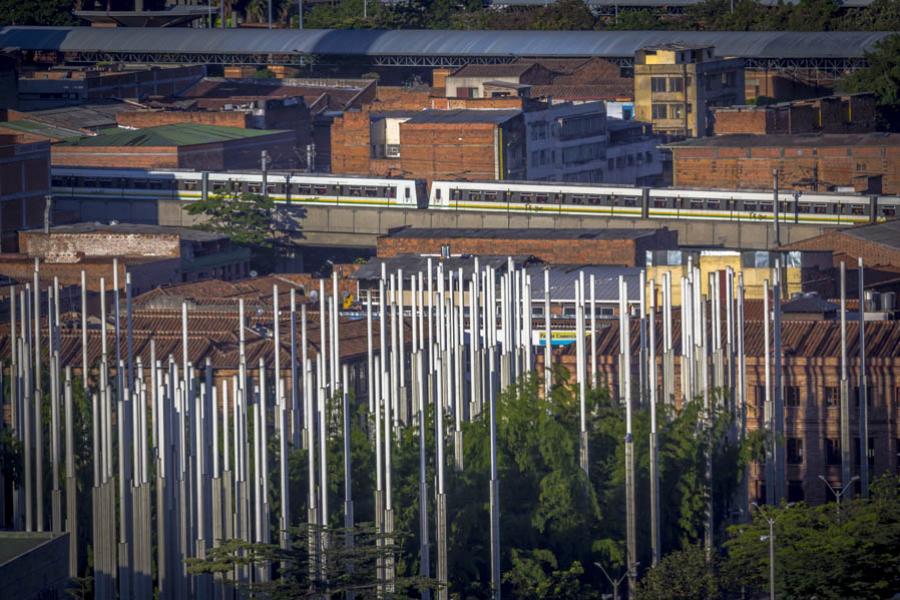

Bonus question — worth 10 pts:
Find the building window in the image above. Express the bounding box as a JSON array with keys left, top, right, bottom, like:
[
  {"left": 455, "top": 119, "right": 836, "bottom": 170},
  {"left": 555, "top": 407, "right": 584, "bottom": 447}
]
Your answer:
[
  {"left": 824, "top": 386, "right": 840, "bottom": 407},
  {"left": 785, "top": 386, "right": 801, "bottom": 407},
  {"left": 651, "top": 77, "right": 667, "bottom": 93},
  {"left": 755, "top": 385, "right": 766, "bottom": 407},
  {"left": 825, "top": 438, "right": 841, "bottom": 466},
  {"left": 854, "top": 437, "right": 875, "bottom": 467},
  {"left": 668, "top": 77, "right": 684, "bottom": 92},
  {"left": 671, "top": 104, "right": 684, "bottom": 119},
  {"left": 721, "top": 71, "right": 736, "bottom": 87},
  {"left": 607, "top": 158, "right": 614, "bottom": 170},
  {"left": 651, "top": 104, "right": 668, "bottom": 119},
  {"left": 854, "top": 386, "right": 872, "bottom": 408},
  {"left": 787, "top": 437, "right": 804, "bottom": 465},
  {"left": 787, "top": 480, "right": 805, "bottom": 503}
]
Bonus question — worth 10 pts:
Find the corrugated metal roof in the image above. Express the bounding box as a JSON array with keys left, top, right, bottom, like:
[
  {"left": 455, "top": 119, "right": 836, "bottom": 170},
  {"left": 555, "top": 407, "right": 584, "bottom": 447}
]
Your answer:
[
  {"left": 0, "top": 27, "right": 890, "bottom": 60},
  {"left": 843, "top": 220, "right": 900, "bottom": 251},
  {"left": 59, "top": 123, "right": 287, "bottom": 146},
  {"left": 526, "top": 265, "right": 641, "bottom": 302},
  {"left": 406, "top": 109, "right": 521, "bottom": 124}
]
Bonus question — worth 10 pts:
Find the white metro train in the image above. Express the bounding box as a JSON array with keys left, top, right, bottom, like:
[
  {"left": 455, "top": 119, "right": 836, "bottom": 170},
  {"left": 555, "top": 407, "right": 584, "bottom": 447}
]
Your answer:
[{"left": 51, "top": 167, "right": 900, "bottom": 226}]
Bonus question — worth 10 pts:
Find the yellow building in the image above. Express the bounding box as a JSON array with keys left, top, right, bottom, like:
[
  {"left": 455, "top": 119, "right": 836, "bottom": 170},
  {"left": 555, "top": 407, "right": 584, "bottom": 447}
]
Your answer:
[
  {"left": 645, "top": 249, "right": 834, "bottom": 305},
  {"left": 634, "top": 44, "right": 744, "bottom": 139}
]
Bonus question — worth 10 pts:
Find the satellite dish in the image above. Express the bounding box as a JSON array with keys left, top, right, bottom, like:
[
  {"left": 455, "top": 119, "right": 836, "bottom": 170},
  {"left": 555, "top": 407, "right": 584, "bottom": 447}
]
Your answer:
[{"left": 249, "top": 270, "right": 258, "bottom": 278}]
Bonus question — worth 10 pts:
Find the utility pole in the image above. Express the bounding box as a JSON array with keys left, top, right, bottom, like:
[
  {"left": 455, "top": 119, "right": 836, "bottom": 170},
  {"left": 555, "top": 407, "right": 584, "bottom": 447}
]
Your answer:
[
  {"left": 773, "top": 169, "right": 781, "bottom": 247},
  {"left": 818, "top": 475, "right": 858, "bottom": 519},
  {"left": 839, "top": 263, "right": 851, "bottom": 491}
]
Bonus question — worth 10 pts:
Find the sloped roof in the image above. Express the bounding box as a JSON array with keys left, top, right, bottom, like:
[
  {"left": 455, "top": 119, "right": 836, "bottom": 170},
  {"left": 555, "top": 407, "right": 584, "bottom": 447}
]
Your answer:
[
  {"left": 59, "top": 123, "right": 288, "bottom": 147},
  {"left": 0, "top": 27, "right": 889, "bottom": 60},
  {"left": 842, "top": 220, "right": 900, "bottom": 251}
]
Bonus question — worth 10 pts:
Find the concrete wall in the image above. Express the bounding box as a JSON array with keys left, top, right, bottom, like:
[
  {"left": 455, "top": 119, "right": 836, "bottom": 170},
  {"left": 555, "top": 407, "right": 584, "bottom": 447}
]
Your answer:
[
  {"left": 0, "top": 532, "right": 70, "bottom": 600},
  {"left": 144, "top": 199, "right": 828, "bottom": 250}
]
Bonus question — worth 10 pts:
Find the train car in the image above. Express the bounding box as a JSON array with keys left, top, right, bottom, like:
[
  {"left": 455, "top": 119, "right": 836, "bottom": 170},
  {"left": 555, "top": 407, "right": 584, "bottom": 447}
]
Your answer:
[
  {"left": 430, "top": 179, "right": 900, "bottom": 225},
  {"left": 429, "top": 180, "right": 646, "bottom": 218},
  {"left": 51, "top": 167, "right": 427, "bottom": 209}
]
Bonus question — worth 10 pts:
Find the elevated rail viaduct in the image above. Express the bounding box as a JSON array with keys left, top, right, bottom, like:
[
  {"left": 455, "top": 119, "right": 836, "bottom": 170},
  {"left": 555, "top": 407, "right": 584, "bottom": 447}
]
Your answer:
[{"left": 54, "top": 194, "right": 828, "bottom": 250}]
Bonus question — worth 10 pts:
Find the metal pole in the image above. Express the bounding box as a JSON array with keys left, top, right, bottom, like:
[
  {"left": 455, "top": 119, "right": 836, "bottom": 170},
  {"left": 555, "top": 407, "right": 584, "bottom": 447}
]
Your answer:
[
  {"left": 773, "top": 169, "right": 780, "bottom": 247},
  {"left": 857, "top": 258, "right": 869, "bottom": 498},
  {"left": 840, "top": 262, "right": 851, "bottom": 489}
]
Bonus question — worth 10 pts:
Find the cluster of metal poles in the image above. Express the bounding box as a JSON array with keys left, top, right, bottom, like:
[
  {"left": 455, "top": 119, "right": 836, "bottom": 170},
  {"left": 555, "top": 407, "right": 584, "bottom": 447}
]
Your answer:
[{"left": 1, "top": 253, "right": 872, "bottom": 599}]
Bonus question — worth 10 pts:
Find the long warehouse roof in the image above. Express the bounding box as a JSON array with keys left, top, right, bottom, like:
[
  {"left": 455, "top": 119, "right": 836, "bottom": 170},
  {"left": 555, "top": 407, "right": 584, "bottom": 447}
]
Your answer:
[
  {"left": 483, "top": 0, "right": 873, "bottom": 6},
  {"left": 0, "top": 27, "right": 893, "bottom": 59}
]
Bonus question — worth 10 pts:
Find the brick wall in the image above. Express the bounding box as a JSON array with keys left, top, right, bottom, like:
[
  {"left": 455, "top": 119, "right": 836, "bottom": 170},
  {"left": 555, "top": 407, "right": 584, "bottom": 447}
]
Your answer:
[
  {"left": 117, "top": 110, "right": 250, "bottom": 129},
  {"left": 671, "top": 143, "right": 900, "bottom": 194},
  {"left": 399, "top": 122, "right": 498, "bottom": 182},
  {"left": 52, "top": 144, "right": 180, "bottom": 168},
  {"left": 21, "top": 230, "right": 181, "bottom": 258},
  {"left": 330, "top": 111, "right": 373, "bottom": 175},
  {"left": 377, "top": 230, "right": 676, "bottom": 265}
]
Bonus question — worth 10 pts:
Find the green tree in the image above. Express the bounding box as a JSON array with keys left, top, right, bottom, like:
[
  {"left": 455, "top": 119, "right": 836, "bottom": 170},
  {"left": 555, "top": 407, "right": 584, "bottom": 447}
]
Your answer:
[
  {"left": 184, "top": 191, "right": 278, "bottom": 271},
  {"left": 603, "top": 9, "right": 668, "bottom": 31},
  {"left": 839, "top": 34, "right": 900, "bottom": 130},
  {"left": 635, "top": 544, "right": 721, "bottom": 600},
  {"left": 723, "top": 475, "right": 900, "bottom": 599},
  {"left": 0, "top": 0, "right": 75, "bottom": 26}
]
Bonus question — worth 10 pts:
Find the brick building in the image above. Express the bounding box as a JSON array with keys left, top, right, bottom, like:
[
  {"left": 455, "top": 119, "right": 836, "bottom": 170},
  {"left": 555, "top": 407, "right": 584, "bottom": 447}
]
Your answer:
[
  {"left": 51, "top": 123, "right": 298, "bottom": 170},
  {"left": 667, "top": 133, "right": 900, "bottom": 194},
  {"left": 0, "top": 223, "right": 251, "bottom": 295},
  {"left": 376, "top": 227, "right": 677, "bottom": 266},
  {"left": 0, "top": 133, "right": 50, "bottom": 252},
  {"left": 712, "top": 93, "right": 876, "bottom": 136},
  {"left": 547, "top": 317, "right": 900, "bottom": 506},
  {"left": 332, "top": 109, "right": 526, "bottom": 182},
  {"left": 16, "top": 64, "right": 206, "bottom": 110}
]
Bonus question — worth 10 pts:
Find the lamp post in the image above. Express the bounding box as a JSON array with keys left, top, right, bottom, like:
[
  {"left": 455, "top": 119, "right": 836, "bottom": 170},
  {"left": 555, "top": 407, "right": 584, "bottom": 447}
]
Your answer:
[
  {"left": 818, "top": 475, "right": 859, "bottom": 519},
  {"left": 752, "top": 502, "right": 792, "bottom": 600},
  {"left": 594, "top": 562, "right": 638, "bottom": 600}
]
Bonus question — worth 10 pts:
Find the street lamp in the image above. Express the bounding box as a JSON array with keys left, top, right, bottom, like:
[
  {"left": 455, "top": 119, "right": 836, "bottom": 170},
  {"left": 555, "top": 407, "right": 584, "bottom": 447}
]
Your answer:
[
  {"left": 751, "top": 502, "right": 793, "bottom": 600},
  {"left": 818, "top": 475, "right": 859, "bottom": 519},
  {"left": 594, "top": 562, "right": 639, "bottom": 600}
]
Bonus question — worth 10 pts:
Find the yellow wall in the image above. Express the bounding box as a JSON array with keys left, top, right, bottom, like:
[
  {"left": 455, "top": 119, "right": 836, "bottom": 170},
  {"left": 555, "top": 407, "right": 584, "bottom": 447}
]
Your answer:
[{"left": 646, "top": 255, "right": 803, "bottom": 306}]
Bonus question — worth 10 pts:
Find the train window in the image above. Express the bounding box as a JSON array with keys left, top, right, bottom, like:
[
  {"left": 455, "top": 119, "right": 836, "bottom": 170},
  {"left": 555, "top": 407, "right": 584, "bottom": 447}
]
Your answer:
[
  {"left": 744, "top": 202, "right": 757, "bottom": 212},
  {"left": 484, "top": 192, "right": 497, "bottom": 202},
  {"left": 405, "top": 187, "right": 411, "bottom": 199},
  {"left": 588, "top": 196, "right": 601, "bottom": 205},
  {"left": 706, "top": 200, "right": 720, "bottom": 210},
  {"left": 365, "top": 187, "right": 378, "bottom": 197},
  {"left": 298, "top": 185, "right": 312, "bottom": 195},
  {"left": 246, "top": 183, "right": 259, "bottom": 193},
  {"left": 522, "top": 193, "right": 534, "bottom": 203},
  {"left": 814, "top": 204, "right": 827, "bottom": 214},
  {"left": 760, "top": 203, "right": 772, "bottom": 212},
  {"left": 624, "top": 198, "right": 637, "bottom": 207},
  {"left": 467, "top": 191, "right": 481, "bottom": 201},
  {"left": 536, "top": 194, "right": 548, "bottom": 203},
  {"left": 797, "top": 204, "right": 811, "bottom": 213},
  {"left": 211, "top": 182, "right": 226, "bottom": 193},
  {"left": 51, "top": 177, "right": 64, "bottom": 186},
  {"left": 348, "top": 186, "right": 361, "bottom": 196},
  {"left": 571, "top": 195, "right": 583, "bottom": 205},
  {"left": 882, "top": 207, "right": 896, "bottom": 217},
  {"left": 269, "top": 184, "right": 281, "bottom": 194},
  {"left": 390, "top": 187, "right": 397, "bottom": 199},
  {"left": 690, "top": 200, "right": 704, "bottom": 209},
  {"left": 653, "top": 199, "right": 668, "bottom": 208},
  {"left": 314, "top": 186, "right": 328, "bottom": 195},
  {"left": 436, "top": 188, "right": 442, "bottom": 200},
  {"left": 851, "top": 205, "right": 865, "bottom": 215},
  {"left": 451, "top": 189, "right": 461, "bottom": 201},
  {"left": 98, "top": 179, "right": 113, "bottom": 188}
]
